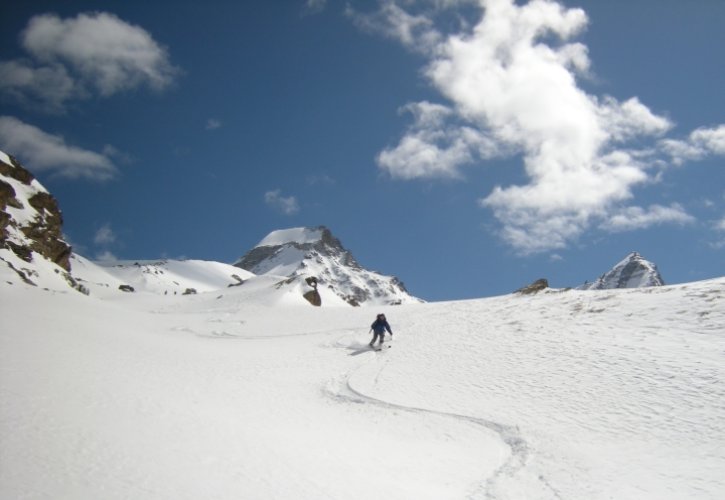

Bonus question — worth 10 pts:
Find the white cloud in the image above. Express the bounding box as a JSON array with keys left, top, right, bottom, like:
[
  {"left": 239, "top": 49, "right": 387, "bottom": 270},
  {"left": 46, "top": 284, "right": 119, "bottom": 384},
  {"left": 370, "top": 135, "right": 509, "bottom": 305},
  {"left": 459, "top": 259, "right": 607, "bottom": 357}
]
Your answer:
[
  {"left": 0, "top": 115, "right": 117, "bottom": 181},
  {"left": 377, "top": 101, "right": 500, "bottom": 179},
  {"left": 346, "top": 1, "right": 442, "bottom": 53},
  {"left": 205, "top": 118, "right": 222, "bottom": 130},
  {"left": 0, "top": 12, "right": 178, "bottom": 111},
  {"left": 354, "top": 0, "right": 713, "bottom": 254},
  {"left": 660, "top": 125, "right": 725, "bottom": 165},
  {"left": 0, "top": 60, "right": 80, "bottom": 113},
  {"left": 94, "top": 223, "right": 116, "bottom": 245},
  {"left": 600, "top": 204, "right": 695, "bottom": 232},
  {"left": 691, "top": 125, "right": 725, "bottom": 155},
  {"left": 265, "top": 189, "right": 300, "bottom": 215}
]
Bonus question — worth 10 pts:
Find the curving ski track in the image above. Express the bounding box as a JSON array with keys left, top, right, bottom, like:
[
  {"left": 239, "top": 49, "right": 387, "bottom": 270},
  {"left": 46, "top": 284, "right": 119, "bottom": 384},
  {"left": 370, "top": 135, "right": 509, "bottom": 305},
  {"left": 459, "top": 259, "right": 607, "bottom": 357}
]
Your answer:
[{"left": 324, "top": 341, "right": 560, "bottom": 500}]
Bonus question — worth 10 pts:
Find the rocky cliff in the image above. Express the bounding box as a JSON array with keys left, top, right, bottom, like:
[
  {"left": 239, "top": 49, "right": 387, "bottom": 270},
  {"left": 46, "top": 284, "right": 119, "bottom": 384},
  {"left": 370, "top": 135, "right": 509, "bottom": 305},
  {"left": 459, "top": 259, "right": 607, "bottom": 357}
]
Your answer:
[{"left": 0, "top": 150, "right": 83, "bottom": 291}]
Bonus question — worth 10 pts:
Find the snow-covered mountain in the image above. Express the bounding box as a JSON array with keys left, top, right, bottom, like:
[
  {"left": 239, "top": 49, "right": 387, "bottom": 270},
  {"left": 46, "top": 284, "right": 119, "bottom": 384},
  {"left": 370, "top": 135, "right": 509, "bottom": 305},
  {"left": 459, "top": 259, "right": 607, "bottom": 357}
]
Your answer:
[
  {"left": 234, "top": 226, "right": 421, "bottom": 306},
  {"left": 578, "top": 251, "right": 664, "bottom": 290}
]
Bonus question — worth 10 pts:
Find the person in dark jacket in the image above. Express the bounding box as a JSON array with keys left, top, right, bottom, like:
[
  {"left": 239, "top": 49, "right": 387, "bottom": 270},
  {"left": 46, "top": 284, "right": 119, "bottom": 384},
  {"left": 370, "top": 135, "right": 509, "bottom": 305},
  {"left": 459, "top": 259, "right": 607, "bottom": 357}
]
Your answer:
[{"left": 369, "top": 313, "right": 392, "bottom": 347}]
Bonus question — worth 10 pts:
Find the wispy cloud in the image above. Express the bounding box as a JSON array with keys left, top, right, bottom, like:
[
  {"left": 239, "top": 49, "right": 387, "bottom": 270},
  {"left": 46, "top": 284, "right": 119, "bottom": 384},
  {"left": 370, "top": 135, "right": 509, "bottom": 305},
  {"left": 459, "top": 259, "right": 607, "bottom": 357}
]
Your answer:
[
  {"left": 306, "top": 173, "right": 336, "bottom": 186},
  {"left": 205, "top": 118, "right": 222, "bottom": 130},
  {"left": 711, "top": 215, "right": 725, "bottom": 249},
  {"left": 351, "top": 0, "right": 723, "bottom": 254},
  {"left": 265, "top": 189, "right": 300, "bottom": 215},
  {"left": 304, "top": 0, "right": 328, "bottom": 14},
  {"left": 0, "top": 115, "right": 117, "bottom": 181},
  {"left": 94, "top": 223, "right": 117, "bottom": 245},
  {"left": 0, "top": 12, "right": 179, "bottom": 112},
  {"left": 660, "top": 125, "right": 725, "bottom": 165},
  {"left": 600, "top": 204, "right": 695, "bottom": 232}
]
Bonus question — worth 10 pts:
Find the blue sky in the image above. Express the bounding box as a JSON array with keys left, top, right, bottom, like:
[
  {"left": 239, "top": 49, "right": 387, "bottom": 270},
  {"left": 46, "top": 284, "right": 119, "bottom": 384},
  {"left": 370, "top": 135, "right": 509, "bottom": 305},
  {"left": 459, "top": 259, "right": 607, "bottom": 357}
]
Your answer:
[{"left": 1, "top": 0, "right": 723, "bottom": 301}]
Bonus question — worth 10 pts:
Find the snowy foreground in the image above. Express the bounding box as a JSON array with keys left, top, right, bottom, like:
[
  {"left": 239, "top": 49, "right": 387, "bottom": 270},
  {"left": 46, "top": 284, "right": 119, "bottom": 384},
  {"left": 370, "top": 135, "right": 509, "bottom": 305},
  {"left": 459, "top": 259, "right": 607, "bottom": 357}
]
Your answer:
[{"left": 2, "top": 277, "right": 724, "bottom": 499}]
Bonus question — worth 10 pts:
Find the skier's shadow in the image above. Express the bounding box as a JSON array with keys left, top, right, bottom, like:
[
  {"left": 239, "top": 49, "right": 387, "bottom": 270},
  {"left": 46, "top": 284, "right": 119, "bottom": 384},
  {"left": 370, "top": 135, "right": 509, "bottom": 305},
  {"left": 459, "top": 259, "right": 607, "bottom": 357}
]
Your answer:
[
  {"left": 348, "top": 347, "right": 373, "bottom": 356},
  {"left": 348, "top": 345, "right": 390, "bottom": 356},
  {"left": 348, "top": 345, "right": 375, "bottom": 356}
]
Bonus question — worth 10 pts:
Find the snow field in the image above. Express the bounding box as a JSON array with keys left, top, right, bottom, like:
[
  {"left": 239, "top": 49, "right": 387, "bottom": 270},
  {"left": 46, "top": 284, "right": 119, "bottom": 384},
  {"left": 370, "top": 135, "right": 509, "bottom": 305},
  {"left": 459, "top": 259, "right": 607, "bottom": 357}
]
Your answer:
[{"left": 2, "top": 277, "right": 724, "bottom": 499}]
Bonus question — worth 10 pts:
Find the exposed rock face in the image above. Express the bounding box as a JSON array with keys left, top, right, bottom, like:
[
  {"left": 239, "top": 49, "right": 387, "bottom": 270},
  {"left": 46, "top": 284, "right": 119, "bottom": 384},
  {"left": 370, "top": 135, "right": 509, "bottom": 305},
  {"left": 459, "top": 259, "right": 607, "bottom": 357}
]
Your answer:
[
  {"left": 234, "top": 226, "right": 421, "bottom": 306},
  {"left": 303, "top": 276, "right": 322, "bottom": 306},
  {"left": 516, "top": 278, "right": 549, "bottom": 295},
  {"left": 0, "top": 152, "right": 72, "bottom": 272},
  {"left": 578, "top": 252, "right": 664, "bottom": 290}
]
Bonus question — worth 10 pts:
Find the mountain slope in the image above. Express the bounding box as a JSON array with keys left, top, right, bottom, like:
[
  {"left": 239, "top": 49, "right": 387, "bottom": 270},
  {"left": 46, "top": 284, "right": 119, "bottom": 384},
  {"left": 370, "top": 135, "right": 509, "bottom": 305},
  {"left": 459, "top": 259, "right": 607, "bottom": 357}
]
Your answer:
[
  {"left": 579, "top": 251, "right": 664, "bottom": 290},
  {"left": 2, "top": 272, "right": 723, "bottom": 499},
  {"left": 235, "top": 226, "right": 421, "bottom": 306}
]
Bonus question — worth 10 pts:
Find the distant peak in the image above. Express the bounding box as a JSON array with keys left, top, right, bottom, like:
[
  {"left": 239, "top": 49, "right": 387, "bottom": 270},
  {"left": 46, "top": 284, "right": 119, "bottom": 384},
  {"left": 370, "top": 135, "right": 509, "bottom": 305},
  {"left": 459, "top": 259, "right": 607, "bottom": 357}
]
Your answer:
[{"left": 579, "top": 251, "right": 664, "bottom": 290}]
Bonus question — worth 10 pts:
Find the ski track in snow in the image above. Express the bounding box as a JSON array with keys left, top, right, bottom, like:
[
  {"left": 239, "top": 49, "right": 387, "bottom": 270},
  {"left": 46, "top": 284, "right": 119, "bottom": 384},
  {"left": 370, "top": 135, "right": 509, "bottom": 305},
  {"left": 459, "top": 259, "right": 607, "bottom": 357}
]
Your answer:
[{"left": 324, "top": 353, "right": 547, "bottom": 500}]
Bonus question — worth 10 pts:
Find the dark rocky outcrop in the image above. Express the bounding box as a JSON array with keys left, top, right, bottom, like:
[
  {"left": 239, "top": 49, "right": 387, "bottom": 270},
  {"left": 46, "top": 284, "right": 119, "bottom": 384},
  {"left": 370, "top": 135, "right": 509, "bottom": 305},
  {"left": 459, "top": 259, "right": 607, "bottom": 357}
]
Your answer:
[
  {"left": 228, "top": 274, "right": 246, "bottom": 287},
  {"left": 0, "top": 154, "right": 72, "bottom": 272},
  {"left": 303, "top": 275, "right": 321, "bottom": 306},
  {"left": 516, "top": 278, "right": 549, "bottom": 295}
]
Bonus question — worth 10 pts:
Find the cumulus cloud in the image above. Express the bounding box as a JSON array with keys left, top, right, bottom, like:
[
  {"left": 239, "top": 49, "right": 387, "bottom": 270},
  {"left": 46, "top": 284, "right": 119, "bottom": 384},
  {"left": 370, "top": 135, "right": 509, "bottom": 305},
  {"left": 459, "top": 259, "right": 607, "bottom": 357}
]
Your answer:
[
  {"left": 351, "top": 0, "right": 717, "bottom": 254},
  {"left": 0, "top": 115, "right": 117, "bottom": 180},
  {"left": 377, "top": 101, "right": 501, "bottom": 179},
  {"left": 0, "top": 12, "right": 178, "bottom": 112},
  {"left": 265, "top": 189, "right": 300, "bottom": 215}
]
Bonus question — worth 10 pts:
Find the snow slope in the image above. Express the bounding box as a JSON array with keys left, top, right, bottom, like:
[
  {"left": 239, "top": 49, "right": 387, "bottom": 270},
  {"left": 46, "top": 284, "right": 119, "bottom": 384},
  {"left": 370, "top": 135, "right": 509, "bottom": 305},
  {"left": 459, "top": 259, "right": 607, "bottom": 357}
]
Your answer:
[{"left": 1, "top": 277, "right": 724, "bottom": 499}]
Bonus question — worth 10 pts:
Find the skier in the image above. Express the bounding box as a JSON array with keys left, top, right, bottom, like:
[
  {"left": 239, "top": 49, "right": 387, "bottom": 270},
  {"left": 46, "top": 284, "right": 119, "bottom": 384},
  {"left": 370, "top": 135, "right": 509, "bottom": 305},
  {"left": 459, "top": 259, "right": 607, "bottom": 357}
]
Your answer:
[{"left": 369, "top": 313, "right": 392, "bottom": 348}]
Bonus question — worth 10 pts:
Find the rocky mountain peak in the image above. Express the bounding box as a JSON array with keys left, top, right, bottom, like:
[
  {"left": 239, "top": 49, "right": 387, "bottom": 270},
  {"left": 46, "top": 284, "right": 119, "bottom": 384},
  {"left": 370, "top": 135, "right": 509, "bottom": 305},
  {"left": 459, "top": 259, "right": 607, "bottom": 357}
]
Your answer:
[
  {"left": 234, "top": 226, "right": 420, "bottom": 306},
  {"left": 579, "top": 252, "right": 664, "bottom": 290}
]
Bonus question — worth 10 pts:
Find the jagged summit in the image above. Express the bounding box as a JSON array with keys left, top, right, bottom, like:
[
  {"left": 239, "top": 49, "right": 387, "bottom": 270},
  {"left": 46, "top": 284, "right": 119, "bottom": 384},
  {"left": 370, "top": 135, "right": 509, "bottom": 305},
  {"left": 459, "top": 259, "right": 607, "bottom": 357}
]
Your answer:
[
  {"left": 234, "top": 226, "right": 421, "bottom": 306},
  {"left": 579, "top": 252, "right": 664, "bottom": 290}
]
